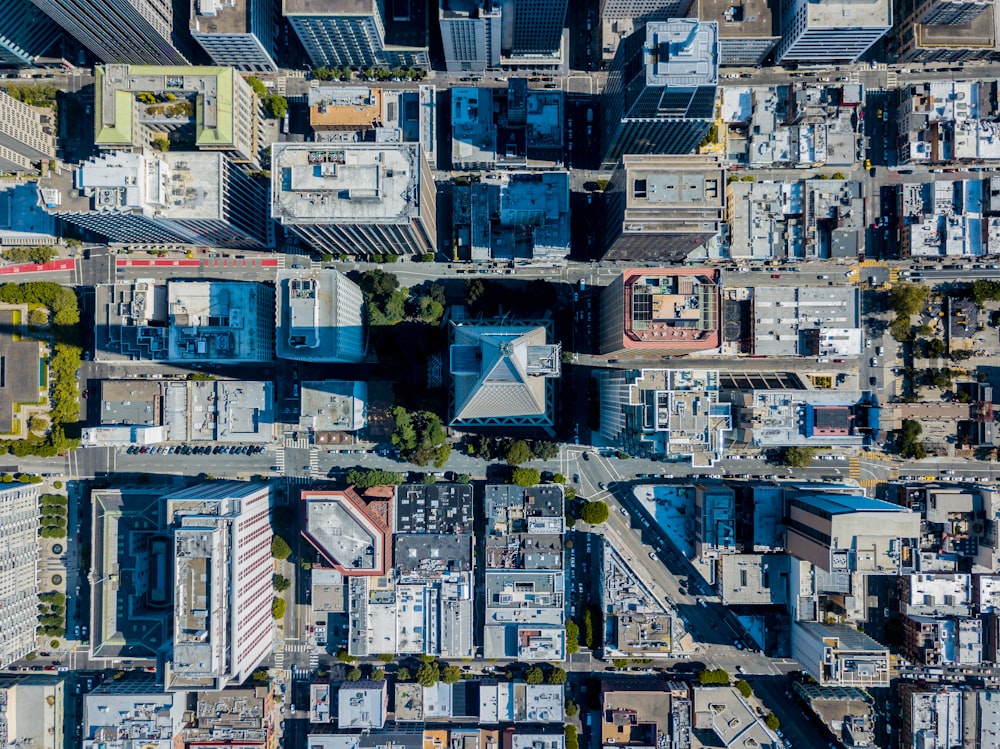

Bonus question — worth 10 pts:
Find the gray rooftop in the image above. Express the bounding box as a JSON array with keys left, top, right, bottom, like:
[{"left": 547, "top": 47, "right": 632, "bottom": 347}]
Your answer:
[
  {"left": 645, "top": 20, "right": 719, "bottom": 88},
  {"left": 395, "top": 483, "right": 474, "bottom": 535}
]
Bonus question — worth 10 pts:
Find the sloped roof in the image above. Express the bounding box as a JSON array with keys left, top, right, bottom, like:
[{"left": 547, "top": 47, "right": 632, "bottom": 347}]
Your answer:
[{"left": 451, "top": 322, "right": 557, "bottom": 424}]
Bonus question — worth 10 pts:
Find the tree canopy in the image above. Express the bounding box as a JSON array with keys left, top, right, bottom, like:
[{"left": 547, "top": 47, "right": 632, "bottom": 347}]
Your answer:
[
  {"left": 579, "top": 500, "right": 610, "bottom": 525},
  {"left": 390, "top": 407, "right": 451, "bottom": 467},
  {"left": 780, "top": 446, "right": 815, "bottom": 468},
  {"left": 889, "top": 282, "right": 928, "bottom": 317},
  {"left": 898, "top": 419, "right": 926, "bottom": 459},
  {"left": 504, "top": 439, "right": 532, "bottom": 466},
  {"left": 346, "top": 467, "right": 404, "bottom": 489},
  {"left": 524, "top": 666, "right": 544, "bottom": 685},
  {"left": 271, "top": 535, "right": 292, "bottom": 560},
  {"left": 697, "top": 668, "right": 730, "bottom": 685},
  {"left": 416, "top": 661, "right": 440, "bottom": 687},
  {"left": 511, "top": 467, "right": 541, "bottom": 487}
]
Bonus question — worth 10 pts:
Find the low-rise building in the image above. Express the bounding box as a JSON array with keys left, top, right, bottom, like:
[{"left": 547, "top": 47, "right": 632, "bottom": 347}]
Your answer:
[
  {"left": 0, "top": 676, "right": 65, "bottom": 749},
  {"left": 479, "top": 682, "right": 564, "bottom": 723},
  {"left": 791, "top": 683, "right": 874, "bottom": 748},
  {"left": 276, "top": 268, "right": 366, "bottom": 363},
  {"left": 451, "top": 171, "right": 570, "bottom": 263},
  {"left": 718, "top": 554, "right": 789, "bottom": 606},
  {"left": 723, "top": 84, "right": 862, "bottom": 168},
  {"left": 902, "top": 614, "right": 984, "bottom": 666},
  {"left": 303, "top": 488, "right": 392, "bottom": 578},
  {"left": 731, "top": 389, "right": 879, "bottom": 449},
  {"left": 599, "top": 269, "right": 721, "bottom": 357},
  {"left": 898, "top": 80, "right": 1000, "bottom": 163},
  {"left": 299, "top": 380, "right": 368, "bottom": 438},
  {"left": 901, "top": 573, "right": 972, "bottom": 617},
  {"left": 901, "top": 686, "right": 964, "bottom": 749},
  {"left": 598, "top": 369, "right": 731, "bottom": 466},
  {"left": 601, "top": 679, "right": 692, "bottom": 749},
  {"left": 338, "top": 682, "right": 388, "bottom": 730},
  {"left": 750, "top": 285, "right": 862, "bottom": 357},
  {"left": 184, "top": 686, "right": 276, "bottom": 749},
  {"left": 83, "top": 679, "right": 187, "bottom": 749},
  {"left": 0, "top": 182, "right": 57, "bottom": 246},
  {"left": 693, "top": 686, "right": 779, "bottom": 748},
  {"left": 899, "top": 178, "right": 996, "bottom": 258},
  {"left": 791, "top": 622, "right": 890, "bottom": 687}
]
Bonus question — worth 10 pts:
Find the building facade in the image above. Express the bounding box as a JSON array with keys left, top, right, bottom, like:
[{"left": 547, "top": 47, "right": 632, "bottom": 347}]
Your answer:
[
  {"left": 0, "top": 0, "right": 62, "bottom": 66},
  {"left": 440, "top": 0, "right": 502, "bottom": 72},
  {"left": 28, "top": 0, "right": 188, "bottom": 64},
  {"left": 190, "top": 0, "right": 278, "bottom": 71},
  {"left": 0, "top": 89, "right": 55, "bottom": 173},
  {"left": 164, "top": 481, "right": 273, "bottom": 691},
  {"left": 0, "top": 484, "right": 40, "bottom": 668},
  {"left": 776, "top": 0, "right": 892, "bottom": 63},
  {"left": 894, "top": 0, "right": 997, "bottom": 62},
  {"left": 602, "top": 19, "right": 719, "bottom": 165},
  {"left": 505, "top": 0, "right": 568, "bottom": 57},
  {"left": 696, "top": 0, "right": 780, "bottom": 65}
]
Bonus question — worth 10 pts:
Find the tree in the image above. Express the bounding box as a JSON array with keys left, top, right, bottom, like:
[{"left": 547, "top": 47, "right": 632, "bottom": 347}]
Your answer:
[
  {"left": 271, "top": 535, "right": 292, "bottom": 560},
  {"left": 553, "top": 473, "right": 566, "bottom": 484},
  {"left": 697, "top": 668, "right": 730, "bottom": 685},
  {"left": 397, "top": 666, "right": 412, "bottom": 682},
  {"left": 735, "top": 679, "right": 753, "bottom": 699},
  {"left": 565, "top": 725, "right": 579, "bottom": 749},
  {"left": 337, "top": 649, "right": 357, "bottom": 664},
  {"left": 28, "top": 308, "right": 48, "bottom": 326},
  {"left": 370, "top": 667, "right": 386, "bottom": 682},
  {"left": 505, "top": 439, "right": 533, "bottom": 466},
  {"left": 416, "top": 661, "right": 440, "bottom": 687},
  {"left": 152, "top": 136, "right": 170, "bottom": 152},
  {"left": 525, "top": 666, "right": 544, "bottom": 685},
  {"left": 252, "top": 668, "right": 269, "bottom": 682},
  {"left": 926, "top": 338, "right": 947, "bottom": 358},
  {"left": 271, "top": 597, "right": 287, "bottom": 619},
  {"left": 582, "top": 609, "right": 594, "bottom": 649},
  {"left": 898, "top": 419, "right": 926, "bottom": 459},
  {"left": 5, "top": 246, "right": 57, "bottom": 265},
  {"left": 456, "top": 473, "right": 471, "bottom": 484},
  {"left": 765, "top": 714, "right": 780, "bottom": 731},
  {"left": 417, "top": 294, "right": 444, "bottom": 324},
  {"left": 346, "top": 667, "right": 363, "bottom": 682},
  {"left": 511, "top": 467, "right": 541, "bottom": 487},
  {"left": 245, "top": 76, "right": 269, "bottom": 98},
  {"left": 376, "top": 653, "right": 395, "bottom": 663},
  {"left": 565, "top": 621, "right": 580, "bottom": 654},
  {"left": 273, "top": 573, "right": 291, "bottom": 592},
  {"left": 346, "top": 468, "right": 404, "bottom": 489},
  {"left": 441, "top": 665, "right": 462, "bottom": 684},
  {"left": 464, "top": 278, "right": 486, "bottom": 306},
  {"left": 564, "top": 487, "right": 576, "bottom": 501},
  {"left": 889, "top": 282, "right": 928, "bottom": 317},
  {"left": 547, "top": 667, "right": 567, "bottom": 685},
  {"left": 780, "top": 446, "right": 815, "bottom": 468},
  {"left": 565, "top": 700, "right": 579, "bottom": 717},
  {"left": 531, "top": 441, "right": 560, "bottom": 460},
  {"left": 391, "top": 408, "right": 452, "bottom": 467},
  {"left": 264, "top": 94, "right": 288, "bottom": 118},
  {"left": 579, "top": 500, "right": 610, "bottom": 525},
  {"left": 29, "top": 417, "right": 46, "bottom": 433}
]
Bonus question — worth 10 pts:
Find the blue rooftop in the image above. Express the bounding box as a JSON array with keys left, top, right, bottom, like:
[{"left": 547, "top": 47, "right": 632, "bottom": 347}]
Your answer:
[{"left": 792, "top": 492, "right": 908, "bottom": 515}]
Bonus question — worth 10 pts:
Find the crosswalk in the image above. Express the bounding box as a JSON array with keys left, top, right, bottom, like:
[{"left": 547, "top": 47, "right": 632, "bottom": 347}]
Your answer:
[
  {"left": 309, "top": 448, "right": 319, "bottom": 473},
  {"left": 284, "top": 437, "right": 310, "bottom": 449},
  {"left": 274, "top": 447, "right": 286, "bottom": 471},
  {"left": 848, "top": 456, "right": 861, "bottom": 480},
  {"left": 886, "top": 70, "right": 898, "bottom": 89}
]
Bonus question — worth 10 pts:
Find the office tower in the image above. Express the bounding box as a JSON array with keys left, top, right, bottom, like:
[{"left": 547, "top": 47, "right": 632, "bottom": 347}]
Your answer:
[
  {"left": 695, "top": 0, "right": 780, "bottom": 65},
  {"left": 0, "top": 89, "right": 56, "bottom": 173},
  {"left": 0, "top": 0, "right": 62, "bottom": 66},
  {"left": 602, "top": 19, "right": 719, "bottom": 166},
  {"left": 601, "top": 0, "right": 692, "bottom": 16},
  {"left": 190, "top": 0, "right": 278, "bottom": 71},
  {"left": 94, "top": 65, "right": 263, "bottom": 168},
  {"left": 283, "top": 0, "right": 429, "bottom": 70},
  {"left": 503, "top": 0, "right": 568, "bottom": 56},
  {"left": 776, "top": 0, "right": 892, "bottom": 63},
  {"left": 163, "top": 481, "right": 273, "bottom": 691},
  {"left": 271, "top": 142, "right": 436, "bottom": 257},
  {"left": 894, "top": 0, "right": 997, "bottom": 62},
  {"left": 39, "top": 150, "right": 272, "bottom": 249},
  {"left": 599, "top": 268, "right": 721, "bottom": 356},
  {"left": 440, "top": 0, "right": 502, "bottom": 72},
  {"left": 28, "top": 0, "right": 187, "bottom": 64},
  {"left": 0, "top": 483, "right": 40, "bottom": 668},
  {"left": 275, "top": 268, "right": 367, "bottom": 363}
]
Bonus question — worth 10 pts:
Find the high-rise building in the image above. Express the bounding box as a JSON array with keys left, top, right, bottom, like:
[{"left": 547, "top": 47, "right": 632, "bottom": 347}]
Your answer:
[
  {"left": 284, "top": 0, "right": 429, "bottom": 70},
  {"left": 167, "top": 282, "right": 275, "bottom": 363},
  {"left": 0, "top": 89, "right": 56, "bottom": 173},
  {"left": 894, "top": 0, "right": 997, "bottom": 62},
  {"left": 792, "top": 622, "right": 890, "bottom": 687},
  {"left": 503, "top": 0, "right": 568, "bottom": 57},
  {"left": 38, "top": 150, "right": 272, "bottom": 248},
  {"left": 276, "top": 268, "right": 367, "bottom": 363},
  {"left": 163, "top": 481, "right": 273, "bottom": 691},
  {"left": 439, "top": 0, "right": 502, "bottom": 72},
  {"left": 28, "top": 0, "right": 187, "bottom": 64},
  {"left": 271, "top": 142, "right": 436, "bottom": 257},
  {"left": 93, "top": 65, "right": 263, "bottom": 168},
  {"left": 598, "top": 268, "right": 721, "bottom": 357},
  {"left": 0, "top": 483, "right": 40, "bottom": 668},
  {"left": 776, "top": 0, "right": 892, "bottom": 64},
  {"left": 600, "top": 0, "right": 692, "bottom": 16},
  {"left": 696, "top": 0, "right": 780, "bottom": 65},
  {"left": 0, "top": 0, "right": 63, "bottom": 67},
  {"left": 189, "top": 0, "right": 278, "bottom": 71},
  {"left": 602, "top": 19, "right": 719, "bottom": 165},
  {"left": 602, "top": 153, "right": 725, "bottom": 261}
]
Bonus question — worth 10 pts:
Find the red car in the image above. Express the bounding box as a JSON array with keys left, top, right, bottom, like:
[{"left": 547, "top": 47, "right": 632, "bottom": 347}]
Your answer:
[{"left": 771, "top": 274, "right": 781, "bottom": 278}]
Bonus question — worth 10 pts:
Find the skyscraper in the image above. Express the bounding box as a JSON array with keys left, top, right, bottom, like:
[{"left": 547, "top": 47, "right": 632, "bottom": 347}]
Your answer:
[
  {"left": 0, "top": 483, "right": 40, "bottom": 668},
  {"left": 0, "top": 89, "right": 56, "bottom": 173},
  {"left": 503, "top": 0, "right": 568, "bottom": 57},
  {"left": 283, "top": 0, "right": 429, "bottom": 69},
  {"left": 28, "top": 0, "right": 188, "bottom": 64},
  {"left": 190, "top": 0, "right": 278, "bottom": 71},
  {"left": 439, "top": 0, "right": 502, "bottom": 72},
  {"left": 776, "top": 0, "right": 892, "bottom": 63},
  {"left": 163, "top": 481, "right": 273, "bottom": 691},
  {"left": 601, "top": 19, "right": 719, "bottom": 166},
  {"left": 0, "top": 0, "right": 62, "bottom": 67}
]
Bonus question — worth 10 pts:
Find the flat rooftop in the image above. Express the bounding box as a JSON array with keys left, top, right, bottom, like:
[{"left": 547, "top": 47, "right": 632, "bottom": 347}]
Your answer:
[
  {"left": 304, "top": 489, "right": 387, "bottom": 574},
  {"left": 804, "top": 0, "right": 891, "bottom": 29},
  {"left": 697, "top": 0, "right": 778, "bottom": 38},
  {"left": 622, "top": 268, "right": 720, "bottom": 349},
  {"left": 272, "top": 142, "right": 423, "bottom": 223},
  {"left": 191, "top": 0, "right": 254, "bottom": 35},
  {"left": 167, "top": 281, "right": 273, "bottom": 362},
  {"left": 299, "top": 380, "right": 367, "bottom": 432},
  {"left": 645, "top": 20, "right": 719, "bottom": 88},
  {"left": 395, "top": 483, "right": 474, "bottom": 535},
  {"left": 276, "top": 268, "right": 365, "bottom": 362}
]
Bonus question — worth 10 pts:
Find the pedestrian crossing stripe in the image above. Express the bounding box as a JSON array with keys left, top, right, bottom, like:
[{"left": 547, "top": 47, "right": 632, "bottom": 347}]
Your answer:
[{"left": 848, "top": 457, "right": 861, "bottom": 479}]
